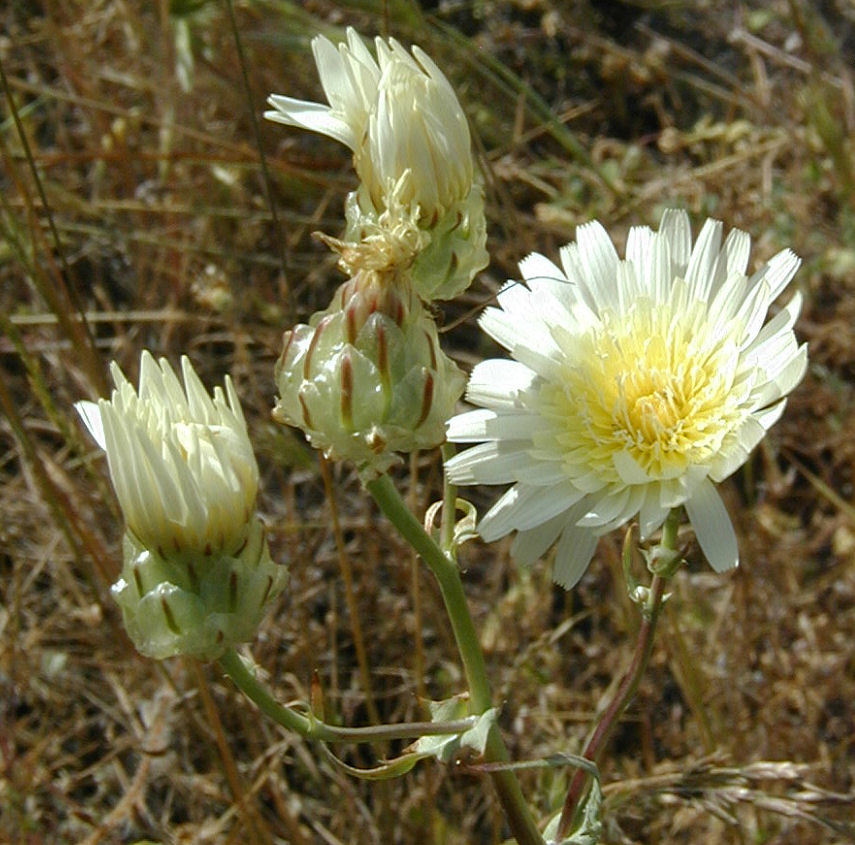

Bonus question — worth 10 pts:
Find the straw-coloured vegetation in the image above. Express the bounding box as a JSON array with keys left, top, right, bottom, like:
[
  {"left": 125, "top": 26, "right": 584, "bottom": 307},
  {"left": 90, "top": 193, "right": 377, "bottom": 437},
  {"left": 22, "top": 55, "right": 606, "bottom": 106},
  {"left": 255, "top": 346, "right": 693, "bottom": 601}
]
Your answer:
[{"left": 2, "top": 1, "right": 854, "bottom": 843}]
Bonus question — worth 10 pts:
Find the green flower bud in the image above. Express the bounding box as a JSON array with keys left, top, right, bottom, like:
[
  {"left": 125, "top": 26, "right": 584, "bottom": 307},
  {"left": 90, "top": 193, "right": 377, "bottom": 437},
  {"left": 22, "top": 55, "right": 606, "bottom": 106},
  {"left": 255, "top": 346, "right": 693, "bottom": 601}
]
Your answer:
[
  {"left": 112, "top": 516, "right": 286, "bottom": 660},
  {"left": 273, "top": 271, "right": 466, "bottom": 476},
  {"left": 344, "top": 180, "right": 488, "bottom": 302}
]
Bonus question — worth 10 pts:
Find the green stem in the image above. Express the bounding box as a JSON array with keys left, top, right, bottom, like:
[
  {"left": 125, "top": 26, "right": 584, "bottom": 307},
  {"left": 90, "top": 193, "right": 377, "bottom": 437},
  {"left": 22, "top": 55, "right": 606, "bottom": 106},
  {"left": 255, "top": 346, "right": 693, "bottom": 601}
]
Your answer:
[
  {"left": 556, "top": 509, "right": 681, "bottom": 839},
  {"left": 218, "top": 649, "right": 475, "bottom": 743},
  {"left": 366, "top": 474, "right": 543, "bottom": 845},
  {"left": 367, "top": 474, "right": 491, "bottom": 708}
]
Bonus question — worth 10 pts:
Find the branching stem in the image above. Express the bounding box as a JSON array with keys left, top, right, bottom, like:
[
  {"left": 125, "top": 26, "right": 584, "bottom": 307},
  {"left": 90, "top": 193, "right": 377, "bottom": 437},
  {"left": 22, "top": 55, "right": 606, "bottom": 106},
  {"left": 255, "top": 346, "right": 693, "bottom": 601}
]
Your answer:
[
  {"left": 366, "top": 474, "right": 544, "bottom": 845},
  {"left": 218, "top": 649, "right": 475, "bottom": 743},
  {"left": 556, "top": 509, "right": 681, "bottom": 839}
]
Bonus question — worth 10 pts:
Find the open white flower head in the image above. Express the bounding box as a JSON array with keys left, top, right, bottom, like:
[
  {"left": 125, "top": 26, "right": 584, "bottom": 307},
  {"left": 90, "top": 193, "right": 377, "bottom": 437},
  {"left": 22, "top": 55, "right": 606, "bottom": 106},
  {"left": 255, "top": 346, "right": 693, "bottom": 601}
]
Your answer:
[
  {"left": 446, "top": 210, "right": 807, "bottom": 588},
  {"left": 76, "top": 351, "right": 258, "bottom": 559},
  {"left": 265, "top": 27, "right": 473, "bottom": 221}
]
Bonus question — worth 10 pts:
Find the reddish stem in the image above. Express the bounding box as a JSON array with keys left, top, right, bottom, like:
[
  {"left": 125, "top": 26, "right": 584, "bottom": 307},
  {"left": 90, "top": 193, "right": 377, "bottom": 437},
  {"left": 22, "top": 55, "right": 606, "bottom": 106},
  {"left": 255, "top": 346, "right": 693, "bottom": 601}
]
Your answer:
[{"left": 556, "top": 573, "right": 667, "bottom": 839}]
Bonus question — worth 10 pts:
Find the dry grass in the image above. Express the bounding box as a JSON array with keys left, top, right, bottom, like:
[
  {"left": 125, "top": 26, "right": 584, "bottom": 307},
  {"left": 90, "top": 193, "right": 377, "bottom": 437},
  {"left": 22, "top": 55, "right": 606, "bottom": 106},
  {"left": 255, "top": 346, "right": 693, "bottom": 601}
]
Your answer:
[{"left": 2, "top": 1, "right": 855, "bottom": 843}]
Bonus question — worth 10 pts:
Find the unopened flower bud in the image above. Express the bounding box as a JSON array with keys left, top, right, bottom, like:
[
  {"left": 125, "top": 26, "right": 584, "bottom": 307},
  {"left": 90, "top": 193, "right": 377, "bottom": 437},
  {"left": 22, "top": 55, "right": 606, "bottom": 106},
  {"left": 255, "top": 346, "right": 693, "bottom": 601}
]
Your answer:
[
  {"left": 76, "top": 352, "right": 286, "bottom": 659},
  {"left": 273, "top": 271, "right": 465, "bottom": 476},
  {"left": 112, "top": 516, "right": 286, "bottom": 660}
]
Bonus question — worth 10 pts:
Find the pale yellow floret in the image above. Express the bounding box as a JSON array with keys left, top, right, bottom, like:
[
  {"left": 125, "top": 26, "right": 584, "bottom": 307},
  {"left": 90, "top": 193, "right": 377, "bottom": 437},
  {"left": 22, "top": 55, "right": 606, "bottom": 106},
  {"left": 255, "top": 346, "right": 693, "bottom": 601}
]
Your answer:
[{"left": 541, "top": 291, "right": 747, "bottom": 484}]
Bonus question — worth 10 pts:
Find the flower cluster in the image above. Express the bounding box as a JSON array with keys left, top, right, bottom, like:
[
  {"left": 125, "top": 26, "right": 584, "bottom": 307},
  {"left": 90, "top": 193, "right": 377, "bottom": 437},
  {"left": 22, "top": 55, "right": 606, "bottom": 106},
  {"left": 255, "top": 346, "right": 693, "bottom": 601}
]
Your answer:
[
  {"left": 446, "top": 210, "right": 806, "bottom": 587},
  {"left": 77, "top": 21, "right": 809, "bottom": 684},
  {"left": 266, "top": 29, "right": 481, "bottom": 471},
  {"left": 77, "top": 353, "right": 286, "bottom": 659}
]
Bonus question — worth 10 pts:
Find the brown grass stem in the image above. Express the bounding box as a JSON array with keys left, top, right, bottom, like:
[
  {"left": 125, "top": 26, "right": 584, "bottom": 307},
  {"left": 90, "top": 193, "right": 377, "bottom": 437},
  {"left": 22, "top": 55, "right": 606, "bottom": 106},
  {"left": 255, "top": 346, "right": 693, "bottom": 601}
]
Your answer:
[
  {"left": 0, "top": 52, "right": 106, "bottom": 395},
  {"left": 192, "top": 660, "right": 272, "bottom": 844},
  {"left": 222, "top": 0, "right": 293, "bottom": 321},
  {"left": 318, "top": 455, "right": 382, "bottom": 727},
  {"left": 0, "top": 367, "right": 113, "bottom": 591}
]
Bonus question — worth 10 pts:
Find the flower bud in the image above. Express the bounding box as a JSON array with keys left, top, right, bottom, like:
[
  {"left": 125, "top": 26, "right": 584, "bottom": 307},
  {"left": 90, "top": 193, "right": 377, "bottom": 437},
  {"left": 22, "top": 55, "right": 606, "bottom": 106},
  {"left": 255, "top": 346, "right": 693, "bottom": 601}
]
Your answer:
[
  {"left": 273, "top": 271, "right": 465, "bottom": 476},
  {"left": 112, "top": 516, "right": 286, "bottom": 660},
  {"left": 344, "top": 179, "right": 488, "bottom": 302},
  {"left": 266, "top": 28, "right": 473, "bottom": 221},
  {"left": 76, "top": 352, "right": 258, "bottom": 559},
  {"left": 76, "top": 352, "right": 286, "bottom": 659}
]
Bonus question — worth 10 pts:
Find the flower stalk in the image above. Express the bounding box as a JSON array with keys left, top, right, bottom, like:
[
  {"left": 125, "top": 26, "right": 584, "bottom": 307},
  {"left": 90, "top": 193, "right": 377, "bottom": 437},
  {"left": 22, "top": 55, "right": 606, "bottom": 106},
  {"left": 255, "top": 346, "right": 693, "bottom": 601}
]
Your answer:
[
  {"left": 218, "top": 648, "right": 477, "bottom": 744},
  {"left": 366, "top": 473, "right": 543, "bottom": 845},
  {"left": 556, "top": 508, "right": 680, "bottom": 840}
]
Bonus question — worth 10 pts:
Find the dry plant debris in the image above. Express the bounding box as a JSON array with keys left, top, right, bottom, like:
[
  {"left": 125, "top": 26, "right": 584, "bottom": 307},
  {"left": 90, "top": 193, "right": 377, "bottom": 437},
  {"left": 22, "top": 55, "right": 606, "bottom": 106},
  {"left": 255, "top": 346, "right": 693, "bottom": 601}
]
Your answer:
[{"left": 1, "top": 1, "right": 854, "bottom": 843}]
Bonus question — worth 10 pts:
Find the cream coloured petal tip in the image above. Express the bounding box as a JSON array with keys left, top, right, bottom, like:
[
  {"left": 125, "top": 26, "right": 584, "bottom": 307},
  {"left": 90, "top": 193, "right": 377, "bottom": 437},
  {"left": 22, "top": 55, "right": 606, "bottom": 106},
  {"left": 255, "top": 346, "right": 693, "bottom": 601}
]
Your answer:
[
  {"left": 266, "top": 28, "right": 474, "bottom": 223},
  {"left": 446, "top": 210, "right": 806, "bottom": 585},
  {"left": 79, "top": 351, "right": 258, "bottom": 560}
]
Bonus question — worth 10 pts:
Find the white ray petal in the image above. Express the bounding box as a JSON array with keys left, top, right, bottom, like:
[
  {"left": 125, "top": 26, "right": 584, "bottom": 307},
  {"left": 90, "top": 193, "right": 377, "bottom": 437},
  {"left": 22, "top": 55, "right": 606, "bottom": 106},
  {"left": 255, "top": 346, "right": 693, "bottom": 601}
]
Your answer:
[
  {"left": 346, "top": 27, "right": 379, "bottom": 70},
  {"left": 478, "top": 308, "right": 561, "bottom": 379},
  {"left": 625, "top": 224, "right": 653, "bottom": 267},
  {"left": 749, "top": 344, "right": 808, "bottom": 407},
  {"left": 723, "top": 227, "right": 751, "bottom": 277},
  {"left": 519, "top": 252, "right": 566, "bottom": 287},
  {"left": 753, "top": 398, "right": 787, "bottom": 430},
  {"left": 478, "top": 481, "right": 585, "bottom": 540},
  {"left": 759, "top": 249, "right": 801, "bottom": 301},
  {"left": 577, "top": 486, "right": 633, "bottom": 527},
  {"left": 514, "top": 461, "right": 572, "bottom": 485},
  {"left": 264, "top": 96, "right": 356, "bottom": 148},
  {"left": 444, "top": 441, "right": 533, "bottom": 485},
  {"left": 612, "top": 451, "right": 652, "bottom": 485},
  {"left": 75, "top": 400, "right": 107, "bottom": 449},
  {"left": 313, "top": 34, "right": 356, "bottom": 110},
  {"left": 638, "top": 488, "right": 670, "bottom": 539},
  {"left": 685, "top": 218, "right": 723, "bottom": 299},
  {"left": 510, "top": 511, "right": 569, "bottom": 567},
  {"left": 743, "top": 330, "right": 798, "bottom": 376},
  {"left": 735, "top": 280, "right": 771, "bottom": 347},
  {"left": 576, "top": 220, "right": 620, "bottom": 312},
  {"left": 465, "top": 359, "right": 539, "bottom": 408},
  {"left": 446, "top": 408, "right": 538, "bottom": 441},
  {"left": 684, "top": 478, "right": 739, "bottom": 572},
  {"left": 552, "top": 519, "right": 599, "bottom": 588},
  {"left": 658, "top": 208, "right": 691, "bottom": 271},
  {"left": 558, "top": 242, "right": 586, "bottom": 287},
  {"left": 742, "top": 292, "right": 802, "bottom": 361},
  {"left": 707, "top": 415, "right": 767, "bottom": 482},
  {"left": 706, "top": 264, "right": 747, "bottom": 319},
  {"left": 495, "top": 283, "right": 563, "bottom": 355}
]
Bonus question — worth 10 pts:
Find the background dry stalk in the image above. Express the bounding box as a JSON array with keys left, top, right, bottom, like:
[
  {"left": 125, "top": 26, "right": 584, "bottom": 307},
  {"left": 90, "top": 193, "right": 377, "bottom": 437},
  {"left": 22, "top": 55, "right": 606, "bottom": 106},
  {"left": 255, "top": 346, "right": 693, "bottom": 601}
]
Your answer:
[{"left": 1, "top": 1, "right": 854, "bottom": 842}]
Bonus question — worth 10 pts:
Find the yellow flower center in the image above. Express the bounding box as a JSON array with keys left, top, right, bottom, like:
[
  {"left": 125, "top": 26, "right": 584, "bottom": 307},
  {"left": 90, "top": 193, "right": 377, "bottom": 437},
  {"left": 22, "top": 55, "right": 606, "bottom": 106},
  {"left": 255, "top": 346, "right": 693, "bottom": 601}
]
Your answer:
[{"left": 540, "top": 289, "right": 747, "bottom": 483}]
